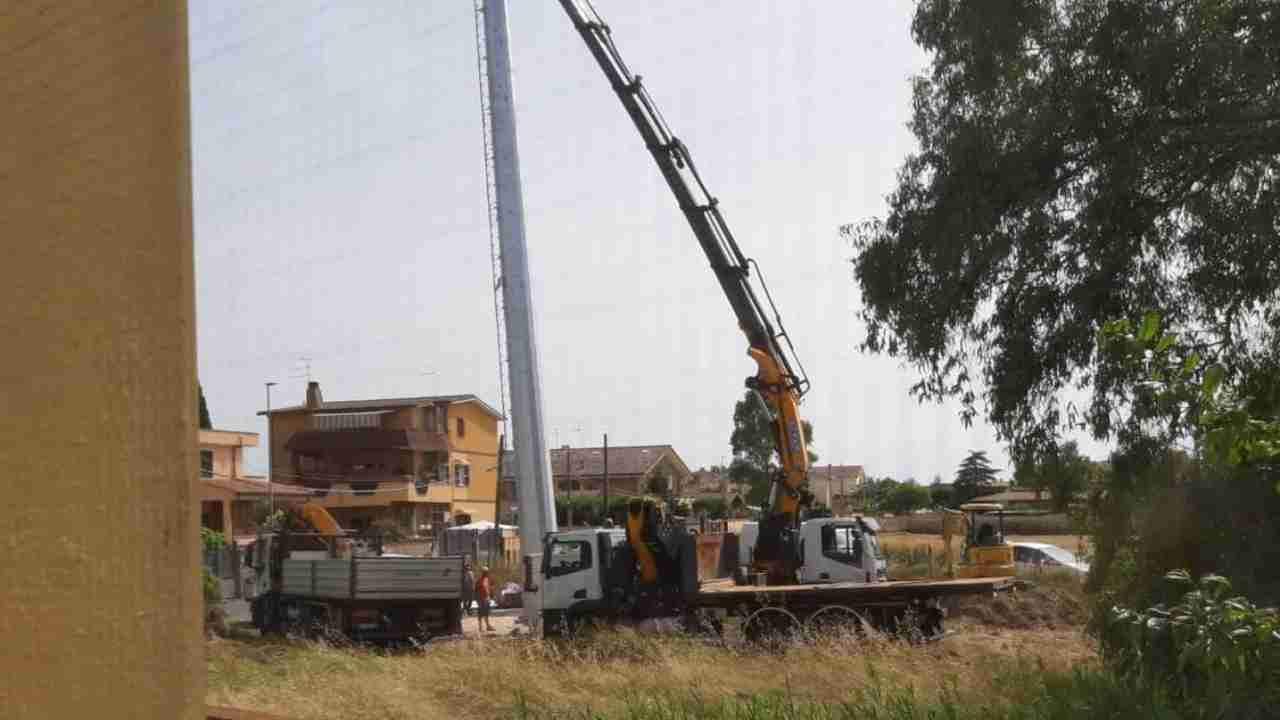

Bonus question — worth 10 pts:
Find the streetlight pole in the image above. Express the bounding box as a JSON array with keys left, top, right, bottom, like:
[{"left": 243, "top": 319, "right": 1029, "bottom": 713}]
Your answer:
[{"left": 265, "top": 381, "right": 277, "bottom": 513}]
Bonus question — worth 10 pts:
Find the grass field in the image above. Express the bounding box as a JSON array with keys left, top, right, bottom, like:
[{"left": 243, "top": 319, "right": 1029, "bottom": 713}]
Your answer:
[
  {"left": 207, "top": 575, "right": 1094, "bottom": 720},
  {"left": 207, "top": 620, "right": 1095, "bottom": 720}
]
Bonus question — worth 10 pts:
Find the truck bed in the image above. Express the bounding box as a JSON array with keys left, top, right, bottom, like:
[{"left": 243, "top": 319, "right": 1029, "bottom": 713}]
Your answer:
[
  {"left": 281, "top": 556, "right": 463, "bottom": 601},
  {"left": 692, "top": 576, "right": 1017, "bottom": 608}
]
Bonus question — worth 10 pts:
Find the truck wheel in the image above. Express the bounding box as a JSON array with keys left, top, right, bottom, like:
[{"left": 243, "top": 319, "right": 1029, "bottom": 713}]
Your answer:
[
  {"left": 742, "top": 607, "right": 800, "bottom": 650},
  {"left": 804, "top": 605, "right": 868, "bottom": 641}
]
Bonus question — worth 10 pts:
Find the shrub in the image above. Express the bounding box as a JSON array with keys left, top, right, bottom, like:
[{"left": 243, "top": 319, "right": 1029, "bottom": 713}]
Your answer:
[{"left": 1099, "top": 571, "right": 1280, "bottom": 718}]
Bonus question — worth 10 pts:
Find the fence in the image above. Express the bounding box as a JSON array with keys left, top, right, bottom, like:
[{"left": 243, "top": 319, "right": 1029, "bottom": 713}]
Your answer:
[{"left": 203, "top": 544, "right": 243, "bottom": 599}]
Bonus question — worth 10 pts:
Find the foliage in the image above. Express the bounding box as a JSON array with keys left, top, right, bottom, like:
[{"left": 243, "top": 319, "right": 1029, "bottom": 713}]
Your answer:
[
  {"left": 729, "top": 391, "right": 816, "bottom": 506},
  {"left": 843, "top": 0, "right": 1280, "bottom": 457},
  {"left": 953, "top": 450, "right": 998, "bottom": 503},
  {"left": 200, "top": 527, "right": 225, "bottom": 608},
  {"left": 253, "top": 501, "right": 286, "bottom": 532},
  {"left": 1012, "top": 441, "right": 1092, "bottom": 512},
  {"left": 858, "top": 477, "right": 899, "bottom": 514},
  {"left": 1085, "top": 315, "right": 1280, "bottom": 606},
  {"left": 202, "top": 567, "right": 222, "bottom": 607},
  {"left": 1099, "top": 571, "right": 1280, "bottom": 719},
  {"left": 691, "top": 496, "right": 728, "bottom": 519},
  {"left": 928, "top": 478, "right": 953, "bottom": 509},
  {"left": 201, "top": 527, "right": 227, "bottom": 551},
  {"left": 198, "top": 382, "right": 212, "bottom": 430},
  {"left": 882, "top": 482, "right": 931, "bottom": 515}
]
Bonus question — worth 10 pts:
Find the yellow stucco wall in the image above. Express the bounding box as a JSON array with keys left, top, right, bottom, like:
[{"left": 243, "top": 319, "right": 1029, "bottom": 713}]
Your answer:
[
  {"left": 444, "top": 401, "right": 500, "bottom": 521},
  {"left": 0, "top": 2, "right": 201, "bottom": 717}
]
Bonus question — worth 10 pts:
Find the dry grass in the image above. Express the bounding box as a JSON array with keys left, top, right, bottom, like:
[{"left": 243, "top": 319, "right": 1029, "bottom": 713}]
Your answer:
[{"left": 206, "top": 620, "right": 1096, "bottom": 720}]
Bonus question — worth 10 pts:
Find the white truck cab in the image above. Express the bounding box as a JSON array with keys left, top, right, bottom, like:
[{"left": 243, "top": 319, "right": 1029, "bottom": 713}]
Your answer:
[
  {"left": 539, "top": 528, "right": 626, "bottom": 614},
  {"left": 739, "top": 517, "right": 887, "bottom": 584}
]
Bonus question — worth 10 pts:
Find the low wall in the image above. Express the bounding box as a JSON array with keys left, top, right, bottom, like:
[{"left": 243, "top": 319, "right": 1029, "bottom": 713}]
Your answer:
[{"left": 876, "top": 512, "right": 1077, "bottom": 535}]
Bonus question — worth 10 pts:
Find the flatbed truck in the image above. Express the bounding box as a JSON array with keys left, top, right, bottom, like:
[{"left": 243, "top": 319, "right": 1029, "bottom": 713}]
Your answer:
[{"left": 537, "top": 524, "right": 1016, "bottom": 640}]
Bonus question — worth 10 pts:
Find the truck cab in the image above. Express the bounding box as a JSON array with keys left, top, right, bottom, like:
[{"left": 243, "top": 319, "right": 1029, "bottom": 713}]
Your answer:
[
  {"left": 539, "top": 528, "right": 619, "bottom": 615},
  {"left": 739, "top": 517, "right": 887, "bottom": 585}
]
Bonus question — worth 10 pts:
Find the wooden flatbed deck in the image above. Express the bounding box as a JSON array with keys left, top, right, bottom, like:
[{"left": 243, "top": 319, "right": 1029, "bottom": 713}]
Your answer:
[{"left": 692, "top": 576, "right": 1017, "bottom": 608}]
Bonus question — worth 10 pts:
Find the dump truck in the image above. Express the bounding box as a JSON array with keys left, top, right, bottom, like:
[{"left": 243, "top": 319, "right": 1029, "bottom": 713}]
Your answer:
[{"left": 246, "top": 505, "right": 464, "bottom": 642}]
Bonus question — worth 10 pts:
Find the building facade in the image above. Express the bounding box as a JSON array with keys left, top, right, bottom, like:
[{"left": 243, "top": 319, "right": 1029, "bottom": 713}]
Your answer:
[
  {"left": 807, "top": 464, "right": 866, "bottom": 514},
  {"left": 197, "top": 428, "right": 308, "bottom": 543},
  {"left": 263, "top": 382, "right": 501, "bottom": 533},
  {"left": 550, "top": 444, "right": 692, "bottom": 498}
]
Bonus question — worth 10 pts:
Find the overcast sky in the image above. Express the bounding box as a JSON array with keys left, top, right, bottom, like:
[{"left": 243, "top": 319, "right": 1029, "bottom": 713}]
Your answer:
[{"left": 189, "top": 1, "right": 1110, "bottom": 483}]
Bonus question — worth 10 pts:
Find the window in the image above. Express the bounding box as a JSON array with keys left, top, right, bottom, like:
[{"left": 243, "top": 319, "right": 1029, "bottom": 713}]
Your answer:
[
  {"left": 424, "top": 408, "right": 436, "bottom": 432},
  {"left": 820, "top": 525, "right": 863, "bottom": 564},
  {"left": 454, "top": 464, "right": 470, "bottom": 488},
  {"left": 199, "top": 449, "right": 213, "bottom": 478},
  {"left": 351, "top": 482, "right": 377, "bottom": 496},
  {"left": 545, "top": 540, "right": 592, "bottom": 577},
  {"left": 456, "top": 417, "right": 465, "bottom": 437}
]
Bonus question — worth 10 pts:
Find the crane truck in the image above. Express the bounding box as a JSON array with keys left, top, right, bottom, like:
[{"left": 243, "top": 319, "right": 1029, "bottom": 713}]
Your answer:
[{"left": 527, "top": 1, "right": 1017, "bottom": 640}]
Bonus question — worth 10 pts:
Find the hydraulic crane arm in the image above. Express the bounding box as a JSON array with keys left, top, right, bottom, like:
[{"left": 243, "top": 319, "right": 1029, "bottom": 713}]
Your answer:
[{"left": 560, "top": 0, "right": 811, "bottom": 583}]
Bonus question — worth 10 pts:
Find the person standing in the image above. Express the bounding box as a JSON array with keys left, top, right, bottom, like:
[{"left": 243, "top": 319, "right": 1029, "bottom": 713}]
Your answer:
[
  {"left": 475, "top": 566, "right": 495, "bottom": 632},
  {"left": 461, "top": 559, "right": 476, "bottom": 617}
]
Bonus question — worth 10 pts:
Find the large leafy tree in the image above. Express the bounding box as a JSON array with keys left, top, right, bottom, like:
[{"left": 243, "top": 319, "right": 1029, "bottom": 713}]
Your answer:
[
  {"left": 884, "top": 482, "right": 932, "bottom": 515},
  {"left": 729, "top": 391, "right": 816, "bottom": 506},
  {"left": 954, "top": 450, "right": 999, "bottom": 503},
  {"left": 1013, "top": 440, "right": 1092, "bottom": 511},
  {"left": 845, "top": 0, "right": 1280, "bottom": 456}
]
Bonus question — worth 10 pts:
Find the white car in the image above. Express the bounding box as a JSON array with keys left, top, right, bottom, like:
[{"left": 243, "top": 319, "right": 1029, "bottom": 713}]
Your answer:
[{"left": 1012, "top": 542, "right": 1089, "bottom": 575}]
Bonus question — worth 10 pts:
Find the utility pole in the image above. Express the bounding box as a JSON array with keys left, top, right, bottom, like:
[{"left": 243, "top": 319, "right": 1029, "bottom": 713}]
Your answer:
[
  {"left": 566, "top": 445, "right": 573, "bottom": 528},
  {"left": 602, "top": 433, "right": 609, "bottom": 524},
  {"left": 479, "top": 0, "right": 558, "bottom": 626},
  {"left": 265, "top": 381, "right": 277, "bottom": 513}
]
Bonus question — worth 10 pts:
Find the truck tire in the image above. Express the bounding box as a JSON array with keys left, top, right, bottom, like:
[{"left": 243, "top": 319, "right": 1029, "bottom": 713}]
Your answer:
[{"left": 741, "top": 607, "right": 800, "bottom": 649}]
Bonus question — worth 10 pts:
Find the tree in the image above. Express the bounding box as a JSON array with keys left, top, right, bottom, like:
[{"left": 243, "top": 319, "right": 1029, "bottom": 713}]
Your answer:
[
  {"left": 198, "top": 383, "right": 212, "bottom": 430},
  {"left": 844, "top": 0, "right": 1280, "bottom": 457},
  {"left": 728, "top": 390, "right": 816, "bottom": 507},
  {"left": 1014, "top": 441, "right": 1091, "bottom": 512},
  {"left": 860, "top": 476, "right": 900, "bottom": 514},
  {"left": 954, "top": 450, "right": 998, "bottom": 504},
  {"left": 929, "top": 476, "right": 953, "bottom": 509},
  {"left": 884, "top": 482, "right": 931, "bottom": 515}
]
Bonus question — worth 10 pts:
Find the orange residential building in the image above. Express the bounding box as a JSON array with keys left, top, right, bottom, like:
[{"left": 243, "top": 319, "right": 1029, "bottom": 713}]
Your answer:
[{"left": 262, "top": 382, "right": 501, "bottom": 533}]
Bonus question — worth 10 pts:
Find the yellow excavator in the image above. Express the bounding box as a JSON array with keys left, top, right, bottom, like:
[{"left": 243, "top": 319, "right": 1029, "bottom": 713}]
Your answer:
[{"left": 952, "top": 503, "right": 1016, "bottom": 578}]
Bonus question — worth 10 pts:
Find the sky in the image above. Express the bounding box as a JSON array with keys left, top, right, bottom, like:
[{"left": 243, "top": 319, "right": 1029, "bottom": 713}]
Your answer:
[{"left": 188, "top": 1, "right": 1110, "bottom": 484}]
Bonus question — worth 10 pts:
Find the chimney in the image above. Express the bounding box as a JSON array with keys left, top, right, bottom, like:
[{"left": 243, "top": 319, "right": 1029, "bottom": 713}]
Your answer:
[{"left": 305, "top": 381, "right": 323, "bottom": 410}]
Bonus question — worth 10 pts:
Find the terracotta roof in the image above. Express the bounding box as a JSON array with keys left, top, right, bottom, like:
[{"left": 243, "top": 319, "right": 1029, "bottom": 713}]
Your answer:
[
  {"left": 260, "top": 393, "right": 502, "bottom": 419},
  {"left": 549, "top": 445, "right": 690, "bottom": 479},
  {"left": 285, "top": 429, "right": 451, "bottom": 453},
  {"left": 203, "top": 476, "right": 311, "bottom": 498}
]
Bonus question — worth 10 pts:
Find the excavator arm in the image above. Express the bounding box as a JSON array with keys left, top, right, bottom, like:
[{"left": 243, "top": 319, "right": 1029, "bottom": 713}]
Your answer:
[{"left": 560, "top": 1, "right": 811, "bottom": 584}]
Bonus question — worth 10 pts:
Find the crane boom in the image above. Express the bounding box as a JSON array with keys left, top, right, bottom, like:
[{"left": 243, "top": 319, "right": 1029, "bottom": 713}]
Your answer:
[{"left": 560, "top": 0, "right": 812, "bottom": 583}]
